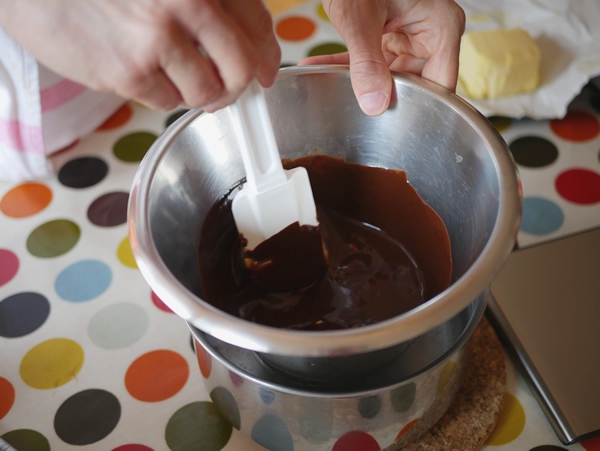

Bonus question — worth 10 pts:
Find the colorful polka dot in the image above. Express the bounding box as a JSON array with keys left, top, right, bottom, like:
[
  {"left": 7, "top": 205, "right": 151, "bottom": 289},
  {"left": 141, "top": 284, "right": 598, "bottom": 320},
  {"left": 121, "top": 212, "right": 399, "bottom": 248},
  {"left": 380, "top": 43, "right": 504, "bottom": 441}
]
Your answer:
[
  {"left": 316, "top": 2, "right": 329, "bottom": 21},
  {"left": 0, "top": 292, "right": 50, "bottom": 337},
  {"left": 113, "top": 445, "right": 154, "bottom": 451},
  {"left": 58, "top": 157, "right": 108, "bottom": 188},
  {"left": 0, "top": 249, "right": 19, "bottom": 286},
  {"left": 582, "top": 435, "right": 600, "bottom": 450},
  {"left": 550, "top": 110, "right": 600, "bottom": 142},
  {"left": 509, "top": 137, "right": 559, "bottom": 168},
  {"left": 113, "top": 132, "right": 157, "bottom": 162},
  {"left": 117, "top": 236, "right": 138, "bottom": 268},
  {"left": 485, "top": 393, "right": 526, "bottom": 446},
  {"left": 489, "top": 116, "right": 512, "bottom": 133},
  {"left": 229, "top": 371, "right": 244, "bottom": 387},
  {"left": 26, "top": 219, "right": 80, "bottom": 258},
  {"left": 0, "top": 377, "right": 15, "bottom": 419},
  {"left": 555, "top": 168, "right": 600, "bottom": 205},
  {"left": 258, "top": 387, "right": 275, "bottom": 404},
  {"left": 20, "top": 338, "right": 84, "bottom": 389},
  {"left": 52, "top": 139, "right": 79, "bottom": 156},
  {"left": 521, "top": 197, "right": 564, "bottom": 235},
  {"left": 530, "top": 446, "right": 568, "bottom": 451},
  {"left": 299, "top": 397, "right": 332, "bottom": 444},
  {"left": 165, "top": 109, "right": 189, "bottom": 128},
  {"left": 251, "top": 414, "right": 294, "bottom": 451},
  {"left": 97, "top": 104, "right": 133, "bottom": 130},
  {"left": 54, "top": 389, "right": 121, "bottom": 445},
  {"left": 307, "top": 43, "right": 347, "bottom": 57},
  {"left": 55, "top": 260, "right": 112, "bottom": 302},
  {"left": 165, "top": 402, "right": 231, "bottom": 451},
  {"left": 1, "top": 429, "right": 50, "bottom": 451},
  {"left": 195, "top": 342, "right": 212, "bottom": 378},
  {"left": 358, "top": 395, "right": 381, "bottom": 419},
  {"left": 333, "top": 430, "right": 380, "bottom": 451},
  {"left": 210, "top": 387, "right": 240, "bottom": 430},
  {"left": 396, "top": 419, "right": 419, "bottom": 440},
  {"left": 151, "top": 291, "right": 174, "bottom": 313},
  {"left": 88, "top": 303, "right": 149, "bottom": 350},
  {"left": 390, "top": 382, "right": 416, "bottom": 413},
  {"left": 276, "top": 16, "right": 316, "bottom": 41},
  {"left": 125, "top": 350, "right": 189, "bottom": 402},
  {"left": 437, "top": 361, "right": 455, "bottom": 397},
  {"left": 0, "top": 183, "right": 52, "bottom": 218},
  {"left": 87, "top": 192, "right": 129, "bottom": 227}
]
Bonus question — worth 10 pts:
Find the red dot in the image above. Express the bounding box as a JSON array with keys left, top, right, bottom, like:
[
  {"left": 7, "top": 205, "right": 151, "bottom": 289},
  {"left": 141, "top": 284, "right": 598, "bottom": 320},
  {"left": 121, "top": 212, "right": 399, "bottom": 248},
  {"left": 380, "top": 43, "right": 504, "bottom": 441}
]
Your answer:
[
  {"left": 113, "top": 445, "right": 154, "bottom": 451},
  {"left": 396, "top": 418, "right": 419, "bottom": 440},
  {"left": 229, "top": 371, "right": 244, "bottom": 387},
  {"left": 582, "top": 435, "right": 600, "bottom": 451},
  {"left": 555, "top": 168, "right": 600, "bottom": 204},
  {"left": 0, "top": 249, "right": 19, "bottom": 286},
  {"left": 0, "top": 377, "right": 15, "bottom": 419},
  {"left": 151, "top": 291, "right": 174, "bottom": 313},
  {"left": 333, "top": 431, "right": 381, "bottom": 451},
  {"left": 550, "top": 110, "right": 600, "bottom": 142},
  {"left": 98, "top": 104, "right": 133, "bottom": 130},
  {"left": 276, "top": 16, "right": 316, "bottom": 41},
  {"left": 125, "top": 350, "right": 189, "bottom": 402},
  {"left": 195, "top": 341, "right": 212, "bottom": 379}
]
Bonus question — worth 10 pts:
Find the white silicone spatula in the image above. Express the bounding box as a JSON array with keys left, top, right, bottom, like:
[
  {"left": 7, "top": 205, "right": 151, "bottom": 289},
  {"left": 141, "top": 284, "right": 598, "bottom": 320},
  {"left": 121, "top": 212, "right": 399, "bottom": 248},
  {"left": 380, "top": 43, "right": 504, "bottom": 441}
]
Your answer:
[{"left": 230, "top": 79, "right": 318, "bottom": 251}]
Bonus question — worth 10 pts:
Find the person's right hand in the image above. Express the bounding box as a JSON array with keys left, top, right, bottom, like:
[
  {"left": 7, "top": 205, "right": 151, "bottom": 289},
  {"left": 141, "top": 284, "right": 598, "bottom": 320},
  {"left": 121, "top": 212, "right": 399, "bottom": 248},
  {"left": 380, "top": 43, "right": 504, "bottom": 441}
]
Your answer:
[{"left": 0, "top": 0, "right": 281, "bottom": 111}]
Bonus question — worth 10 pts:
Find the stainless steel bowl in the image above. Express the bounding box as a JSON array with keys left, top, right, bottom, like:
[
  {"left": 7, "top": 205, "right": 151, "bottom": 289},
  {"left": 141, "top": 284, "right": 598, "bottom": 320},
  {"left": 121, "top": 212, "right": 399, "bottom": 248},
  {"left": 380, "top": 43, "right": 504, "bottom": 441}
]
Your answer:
[{"left": 129, "top": 66, "right": 520, "bottom": 359}]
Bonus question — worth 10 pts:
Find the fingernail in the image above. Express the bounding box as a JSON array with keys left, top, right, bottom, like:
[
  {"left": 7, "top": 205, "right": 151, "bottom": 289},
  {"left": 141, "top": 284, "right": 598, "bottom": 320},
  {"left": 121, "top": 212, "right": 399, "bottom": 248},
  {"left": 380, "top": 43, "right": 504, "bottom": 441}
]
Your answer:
[{"left": 359, "top": 92, "right": 388, "bottom": 116}]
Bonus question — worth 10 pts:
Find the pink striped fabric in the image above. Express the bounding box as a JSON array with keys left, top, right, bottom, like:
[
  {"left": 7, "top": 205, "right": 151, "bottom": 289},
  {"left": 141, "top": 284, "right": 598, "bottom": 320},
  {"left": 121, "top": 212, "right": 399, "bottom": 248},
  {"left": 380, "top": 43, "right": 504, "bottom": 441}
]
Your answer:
[
  {"left": 0, "top": 116, "right": 44, "bottom": 154},
  {"left": 40, "top": 78, "right": 87, "bottom": 113}
]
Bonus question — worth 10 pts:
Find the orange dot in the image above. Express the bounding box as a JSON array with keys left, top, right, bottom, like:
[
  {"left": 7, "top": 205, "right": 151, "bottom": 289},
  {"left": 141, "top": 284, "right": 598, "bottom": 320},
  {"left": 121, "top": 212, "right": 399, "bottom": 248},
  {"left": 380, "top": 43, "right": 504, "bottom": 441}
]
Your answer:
[
  {"left": 396, "top": 418, "right": 419, "bottom": 440},
  {"left": 97, "top": 104, "right": 133, "bottom": 130},
  {"left": 0, "top": 377, "right": 15, "bottom": 419},
  {"left": 195, "top": 341, "right": 212, "bottom": 379},
  {"left": 1, "top": 183, "right": 52, "bottom": 218},
  {"left": 276, "top": 16, "right": 316, "bottom": 41},
  {"left": 125, "top": 350, "right": 189, "bottom": 402},
  {"left": 582, "top": 435, "right": 600, "bottom": 451},
  {"left": 550, "top": 110, "right": 600, "bottom": 142}
]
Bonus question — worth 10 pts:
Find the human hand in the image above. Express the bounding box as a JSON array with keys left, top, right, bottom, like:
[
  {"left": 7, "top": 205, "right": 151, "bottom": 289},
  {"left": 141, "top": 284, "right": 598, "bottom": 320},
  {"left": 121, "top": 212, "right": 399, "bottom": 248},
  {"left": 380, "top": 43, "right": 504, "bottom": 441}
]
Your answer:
[
  {"left": 0, "top": 0, "right": 281, "bottom": 111},
  {"left": 299, "top": 0, "right": 465, "bottom": 116}
]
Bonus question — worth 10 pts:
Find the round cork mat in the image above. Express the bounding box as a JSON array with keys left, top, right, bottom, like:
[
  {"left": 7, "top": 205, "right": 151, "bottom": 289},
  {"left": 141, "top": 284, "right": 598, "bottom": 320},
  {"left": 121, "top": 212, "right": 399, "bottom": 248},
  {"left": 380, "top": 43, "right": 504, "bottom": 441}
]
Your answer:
[{"left": 397, "top": 315, "right": 506, "bottom": 451}]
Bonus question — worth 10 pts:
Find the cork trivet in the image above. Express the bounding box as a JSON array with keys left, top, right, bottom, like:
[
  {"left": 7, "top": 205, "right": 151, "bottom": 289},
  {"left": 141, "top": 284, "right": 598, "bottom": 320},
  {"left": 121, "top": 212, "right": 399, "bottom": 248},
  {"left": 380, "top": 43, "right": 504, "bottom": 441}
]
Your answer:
[{"left": 398, "top": 315, "right": 506, "bottom": 451}]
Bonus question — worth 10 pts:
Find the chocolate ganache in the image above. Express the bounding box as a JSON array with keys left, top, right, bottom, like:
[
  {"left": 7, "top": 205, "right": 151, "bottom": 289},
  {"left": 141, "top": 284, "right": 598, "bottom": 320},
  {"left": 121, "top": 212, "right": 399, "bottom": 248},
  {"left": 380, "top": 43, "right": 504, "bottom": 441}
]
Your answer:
[{"left": 198, "top": 155, "right": 452, "bottom": 331}]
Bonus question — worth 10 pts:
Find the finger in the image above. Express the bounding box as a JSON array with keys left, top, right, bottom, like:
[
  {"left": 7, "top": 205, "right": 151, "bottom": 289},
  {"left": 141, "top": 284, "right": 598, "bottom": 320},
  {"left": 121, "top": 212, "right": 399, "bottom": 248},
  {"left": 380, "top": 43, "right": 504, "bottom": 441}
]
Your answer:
[
  {"left": 298, "top": 52, "right": 350, "bottom": 66},
  {"left": 159, "top": 32, "right": 224, "bottom": 108},
  {"left": 326, "top": 0, "right": 392, "bottom": 116},
  {"left": 219, "top": 0, "right": 281, "bottom": 88},
  {"left": 120, "top": 69, "right": 183, "bottom": 111}
]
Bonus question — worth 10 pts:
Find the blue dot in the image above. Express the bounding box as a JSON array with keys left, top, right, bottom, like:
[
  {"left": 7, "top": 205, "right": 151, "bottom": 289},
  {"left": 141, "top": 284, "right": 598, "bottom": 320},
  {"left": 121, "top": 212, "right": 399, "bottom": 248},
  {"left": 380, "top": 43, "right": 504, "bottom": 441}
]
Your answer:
[
  {"left": 258, "top": 388, "right": 275, "bottom": 404},
  {"left": 55, "top": 260, "right": 112, "bottom": 302},
  {"left": 251, "top": 414, "right": 294, "bottom": 451},
  {"left": 521, "top": 197, "right": 564, "bottom": 235},
  {"left": 358, "top": 396, "right": 381, "bottom": 419}
]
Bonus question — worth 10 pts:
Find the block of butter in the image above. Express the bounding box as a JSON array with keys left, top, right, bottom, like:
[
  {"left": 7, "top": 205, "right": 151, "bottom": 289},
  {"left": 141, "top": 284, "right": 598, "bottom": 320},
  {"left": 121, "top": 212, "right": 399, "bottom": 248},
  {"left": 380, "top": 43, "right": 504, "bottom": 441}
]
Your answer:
[{"left": 458, "top": 28, "right": 541, "bottom": 100}]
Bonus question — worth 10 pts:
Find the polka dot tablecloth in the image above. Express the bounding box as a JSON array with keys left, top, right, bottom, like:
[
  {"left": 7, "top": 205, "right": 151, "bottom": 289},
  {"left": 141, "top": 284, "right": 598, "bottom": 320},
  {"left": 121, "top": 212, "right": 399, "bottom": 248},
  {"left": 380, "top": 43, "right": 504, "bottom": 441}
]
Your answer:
[{"left": 1, "top": 1, "right": 600, "bottom": 450}]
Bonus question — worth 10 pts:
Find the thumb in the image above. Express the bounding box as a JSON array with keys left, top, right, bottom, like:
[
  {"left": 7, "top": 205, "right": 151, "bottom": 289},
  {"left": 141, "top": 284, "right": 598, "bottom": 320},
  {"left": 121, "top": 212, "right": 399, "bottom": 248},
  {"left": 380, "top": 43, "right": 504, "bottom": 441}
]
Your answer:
[{"left": 329, "top": 2, "right": 392, "bottom": 116}]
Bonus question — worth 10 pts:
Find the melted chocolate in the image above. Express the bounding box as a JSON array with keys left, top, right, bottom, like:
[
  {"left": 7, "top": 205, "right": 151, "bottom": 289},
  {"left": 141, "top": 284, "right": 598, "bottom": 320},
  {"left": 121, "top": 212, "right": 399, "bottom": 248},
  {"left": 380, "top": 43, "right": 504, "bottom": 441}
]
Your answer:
[{"left": 198, "top": 155, "right": 452, "bottom": 331}]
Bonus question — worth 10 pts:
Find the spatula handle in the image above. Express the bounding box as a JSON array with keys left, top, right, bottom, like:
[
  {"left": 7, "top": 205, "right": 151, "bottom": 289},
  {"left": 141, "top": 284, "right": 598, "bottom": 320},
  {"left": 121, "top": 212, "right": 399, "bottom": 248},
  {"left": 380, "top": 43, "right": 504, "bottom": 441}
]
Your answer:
[{"left": 230, "top": 79, "right": 286, "bottom": 193}]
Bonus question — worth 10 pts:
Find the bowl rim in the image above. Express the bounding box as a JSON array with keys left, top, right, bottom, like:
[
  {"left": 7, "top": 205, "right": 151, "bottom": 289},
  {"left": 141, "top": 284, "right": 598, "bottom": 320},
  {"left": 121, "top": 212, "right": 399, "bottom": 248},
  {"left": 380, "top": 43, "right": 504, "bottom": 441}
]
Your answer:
[{"left": 128, "top": 65, "right": 521, "bottom": 357}]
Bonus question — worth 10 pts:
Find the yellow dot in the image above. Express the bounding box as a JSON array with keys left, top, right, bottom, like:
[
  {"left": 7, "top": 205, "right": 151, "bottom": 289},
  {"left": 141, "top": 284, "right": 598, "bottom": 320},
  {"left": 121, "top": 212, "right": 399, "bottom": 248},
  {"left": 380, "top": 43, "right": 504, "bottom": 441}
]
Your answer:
[
  {"left": 485, "top": 392, "right": 526, "bottom": 446},
  {"left": 436, "top": 360, "right": 455, "bottom": 397},
  {"left": 20, "top": 338, "right": 84, "bottom": 389},
  {"left": 316, "top": 3, "right": 329, "bottom": 21},
  {"left": 118, "top": 236, "right": 138, "bottom": 268}
]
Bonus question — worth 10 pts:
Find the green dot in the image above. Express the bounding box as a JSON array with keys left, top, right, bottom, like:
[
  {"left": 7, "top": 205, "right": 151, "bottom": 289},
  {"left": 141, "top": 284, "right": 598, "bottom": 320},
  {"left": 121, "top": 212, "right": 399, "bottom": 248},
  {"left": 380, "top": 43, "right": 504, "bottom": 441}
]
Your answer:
[
  {"left": 307, "top": 43, "right": 347, "bottom": 57},
  {"left": 210, "top": 387, "right": 240, "bottom": 430},
  {"left": 113, "top": 132, "right": 157, "bottom": 162},
  {"left": 165, "top": 402, "right": 232, "bottom": 451},
  {"left": 26, "top": 219, "right": 80, "bottom": 258},
  {"left": 2, "top": 429, "right": 50, "bottom": 451},
  {"left": 488, "top": 116, "right": 513, "bottom": 133},
  {"left": 390, "top": 382, "right": 416, "bottom": 413}
]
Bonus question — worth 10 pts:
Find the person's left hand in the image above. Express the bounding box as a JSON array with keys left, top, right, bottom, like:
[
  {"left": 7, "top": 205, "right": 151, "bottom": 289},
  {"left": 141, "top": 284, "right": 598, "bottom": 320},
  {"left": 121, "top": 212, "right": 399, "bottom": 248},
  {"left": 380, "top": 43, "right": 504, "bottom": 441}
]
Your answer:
[{"left": 299, "top": 0, "right": 465, "bottom": 116}]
